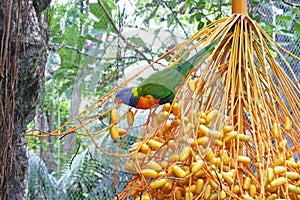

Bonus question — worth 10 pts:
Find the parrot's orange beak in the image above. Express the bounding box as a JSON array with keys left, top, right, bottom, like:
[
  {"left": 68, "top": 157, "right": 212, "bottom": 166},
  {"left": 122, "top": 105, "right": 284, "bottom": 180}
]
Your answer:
[{"left": 114, "top": 97, "right": 122, "bottom": 105}]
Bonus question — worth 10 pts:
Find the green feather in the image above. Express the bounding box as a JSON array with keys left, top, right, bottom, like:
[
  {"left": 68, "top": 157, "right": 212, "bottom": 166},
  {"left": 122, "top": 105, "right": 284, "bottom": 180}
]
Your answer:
[{"left": 137, "top": 39, "right": 220, "bottom": 102}]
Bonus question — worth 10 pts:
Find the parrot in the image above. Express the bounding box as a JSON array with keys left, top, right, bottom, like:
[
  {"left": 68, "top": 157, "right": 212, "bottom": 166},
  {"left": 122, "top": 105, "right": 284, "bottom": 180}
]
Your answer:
[{"left": 114, "top": 39, "right": 220, "bottom": 109}]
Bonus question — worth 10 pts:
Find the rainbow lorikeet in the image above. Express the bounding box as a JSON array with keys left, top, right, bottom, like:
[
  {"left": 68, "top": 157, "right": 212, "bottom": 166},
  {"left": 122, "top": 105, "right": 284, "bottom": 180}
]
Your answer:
[{"left": 115, "top": 39, "right": 219, "bottom": 109}]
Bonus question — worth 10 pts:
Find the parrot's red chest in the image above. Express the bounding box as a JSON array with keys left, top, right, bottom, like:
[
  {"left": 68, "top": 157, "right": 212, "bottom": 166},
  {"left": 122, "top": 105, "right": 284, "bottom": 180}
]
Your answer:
[{"left": 136, "top": 95, "right": 160, "bottom": 109}]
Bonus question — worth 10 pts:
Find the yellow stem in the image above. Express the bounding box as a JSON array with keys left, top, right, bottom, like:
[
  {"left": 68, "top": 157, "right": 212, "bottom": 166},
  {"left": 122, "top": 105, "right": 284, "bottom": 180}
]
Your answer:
[{"left": 232, "top": 0, "right": 248, "bottom": 15}]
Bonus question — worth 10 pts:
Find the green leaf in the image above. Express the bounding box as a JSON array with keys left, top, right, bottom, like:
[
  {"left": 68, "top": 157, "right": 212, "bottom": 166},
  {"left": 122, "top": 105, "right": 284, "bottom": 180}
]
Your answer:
[
  {"left": 90, "top": 3, "right": 103, "bottom": 19},
  {"left": 62, "top": 26, "right": 79, "bottom": 46},
  {"left": 195, "top": 13, "right": 204, "bottom": 22},
  {"left": 53, "top": 68, "right": 68, "bottom": 77},
  {"left": 294, "top": 22, "right": 300, "bottom": 34},
  {"left": 90, "top": 1, "right": 116, "bottom": 18},
  {"left": 77, "top": 35, "right": 86, "bottom": 51},
  {"left": 127, "top": 36, "right": 147, "bottom": 49},
  {"left": 250, "top": 0, "right": 260, "bottom": 6},
  {"left": 278, "top": 15, "right": 292, "bottom": 21},
  {"left": 280, "top": 29, "right": 294, "bottom": 37},
  {"left": 264, "top": 24, "right": 276, "bottom": 32},
  {"left": 167, "top": 13, "right": 175, "bottom": 27},
  {"left": 292, "top": 7, "right": 300, "bottom": 15},
  {"left": 197, "top": 22, "right": 204, "bottom": 30},
  {"left": 50, "top": 23, "right": 61, "bottom": 36},
  {"left": 105, "top": 0, "right": 117, "bottom": 10},
  {"left": 93, "top": 21, "right": 108, "bottom": 31}
]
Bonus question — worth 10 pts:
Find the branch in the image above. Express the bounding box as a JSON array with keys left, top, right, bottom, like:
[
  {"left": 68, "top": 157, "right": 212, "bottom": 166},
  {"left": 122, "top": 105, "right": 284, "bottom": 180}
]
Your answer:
[
  {"left": 282, "top": 0, "right": 300, "bottom": 8},
  {"left": 97, "top": 0, "right": 151, "bottom": 64},
  {"left": 161, "top": 0, "right": 189, "bottom": 38},
  {"left": 50, "top": 43, "right": 145, "bottom": 61}
]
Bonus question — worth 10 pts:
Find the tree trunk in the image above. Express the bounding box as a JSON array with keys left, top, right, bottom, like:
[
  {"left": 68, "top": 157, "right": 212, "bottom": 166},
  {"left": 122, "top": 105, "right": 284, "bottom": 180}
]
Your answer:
[
  {"left": 0, "top": 0, "right": 50, "bottom": 199},
  {"left": 63, "top": 71, "right": 83, "bottom": 156}
]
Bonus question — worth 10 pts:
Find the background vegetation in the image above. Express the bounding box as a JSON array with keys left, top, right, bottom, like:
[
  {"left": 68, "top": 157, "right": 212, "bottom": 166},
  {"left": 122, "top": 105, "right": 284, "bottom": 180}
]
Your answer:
[{"left": 26, "top": 0, "right": 299, "bottom": 199}]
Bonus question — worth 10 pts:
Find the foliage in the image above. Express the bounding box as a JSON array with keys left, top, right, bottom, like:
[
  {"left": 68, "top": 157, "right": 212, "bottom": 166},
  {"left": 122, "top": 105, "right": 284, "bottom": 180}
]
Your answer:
[
  {"left": 28, "top": 0, "right": 120, "bottom": 165},
  {"left": 28, "top": 151, "right": 63, "bottom": 200},
  {"left": 27, "top": 149, "right": 126, "bottom": 200},
  {"left": 133, "top": 0, "right": 300, "bottom": 40},
  {"left": 249, "top": 0, "right": 300, "bottom": 37},
  {"left": 134, "top": 0, "right": 231, "bottom": 33},
  {"left": 48, "top": 0, "right": 117, "bottom": 99}
]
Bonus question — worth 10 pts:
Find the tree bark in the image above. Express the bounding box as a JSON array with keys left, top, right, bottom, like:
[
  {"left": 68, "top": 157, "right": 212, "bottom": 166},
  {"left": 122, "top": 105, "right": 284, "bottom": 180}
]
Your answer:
[
  {"left": 0, "top": 0, "right": 50, "bottom": 199},
  {"left": 63, "top": 71, "right": 83, "bottom": 156}
]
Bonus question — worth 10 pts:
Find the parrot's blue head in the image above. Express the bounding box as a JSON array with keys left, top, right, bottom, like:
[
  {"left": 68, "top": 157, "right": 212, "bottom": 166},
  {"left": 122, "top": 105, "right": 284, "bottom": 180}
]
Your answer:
[{"left": 115, "top": 87, "right": 134, "bottom": 106}]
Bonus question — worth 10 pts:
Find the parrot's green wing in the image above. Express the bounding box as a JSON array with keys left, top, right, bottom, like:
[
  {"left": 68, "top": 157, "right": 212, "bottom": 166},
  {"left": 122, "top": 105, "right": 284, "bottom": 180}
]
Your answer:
[
  {"left": 137, "top": 67, "right": 185, "bottom": 100},
  {"left": 136, "top": 37, "right": 221, "bottom": 101}
]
